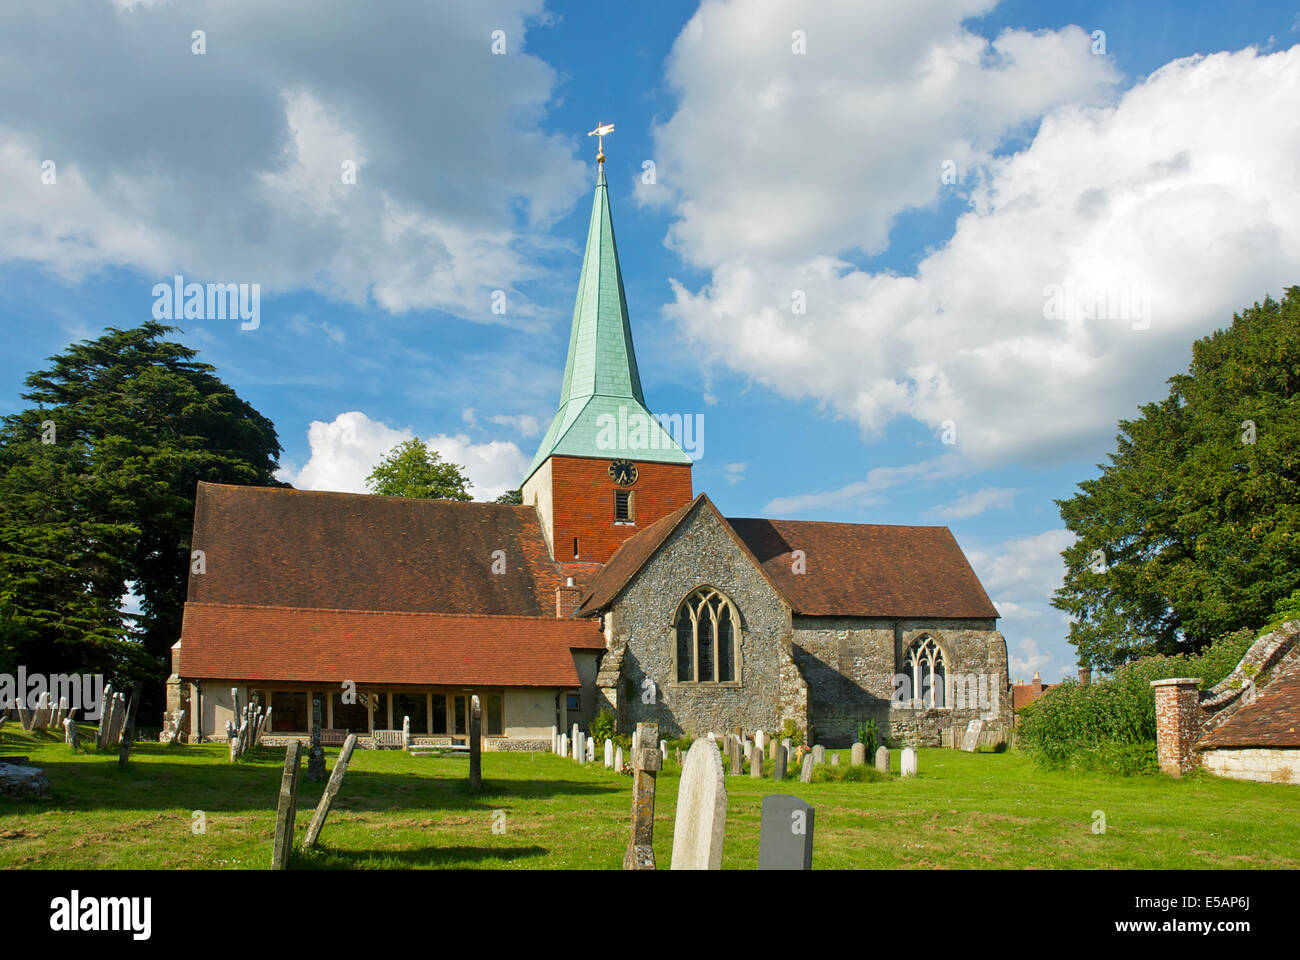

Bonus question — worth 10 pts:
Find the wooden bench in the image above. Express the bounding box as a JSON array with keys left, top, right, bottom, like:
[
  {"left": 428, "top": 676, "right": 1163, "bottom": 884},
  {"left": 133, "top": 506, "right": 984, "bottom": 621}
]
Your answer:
[
  {"left": 320, "top": 729, "right": 349, "bottom": 746},
  {"left": 372, "top": 729, "right": 403, "bottom": 749}
]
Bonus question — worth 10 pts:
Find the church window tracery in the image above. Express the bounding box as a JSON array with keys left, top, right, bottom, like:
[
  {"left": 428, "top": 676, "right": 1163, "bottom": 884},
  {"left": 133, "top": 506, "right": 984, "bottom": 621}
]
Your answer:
[
  {"left": 674, "top": 586, "right": 740, "bottom": 684},
  {"left": 903, "top": 636, "right": 947, "bottom": 708}
]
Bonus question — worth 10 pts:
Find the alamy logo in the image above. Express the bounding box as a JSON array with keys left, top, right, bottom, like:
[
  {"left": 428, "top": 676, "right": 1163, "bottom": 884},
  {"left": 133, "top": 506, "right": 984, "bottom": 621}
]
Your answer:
[
  {"left": 152, "top": 274, "right": 260, "bottom": 330},
  {"left": 595, "top": 405, "right": 704, "bottom": 460},
  {"left": 890, "top": 672, "right": 1001, "bottom": 719},
  {"left": 50, "top": 890, "right": 151, "bottom": 940},
  {"left": 0, "top": 669, "right": 105, "bottom": 720}
]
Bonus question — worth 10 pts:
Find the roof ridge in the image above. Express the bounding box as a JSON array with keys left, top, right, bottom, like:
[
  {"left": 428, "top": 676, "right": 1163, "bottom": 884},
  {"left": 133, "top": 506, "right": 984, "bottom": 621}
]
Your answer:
[
  {"left": 199, "top": 481, "right": 532, "bottom": 509},
  {"left": 184, "top": 601, "right": 592, "bottom": 624},
  {"left": 727, "top": 515, "right": 954, "bottom": 532}
]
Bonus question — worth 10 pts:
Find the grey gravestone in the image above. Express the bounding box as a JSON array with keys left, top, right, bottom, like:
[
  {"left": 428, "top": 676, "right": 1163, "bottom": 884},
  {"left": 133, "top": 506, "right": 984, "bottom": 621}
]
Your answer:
[
  {"left": 901, "top": 746, "right": 917, "bottom": 777},
  {"left": 750, "top": 747, "right": 763, "bottom": 778},
  {"left": 730, "top": 738, "right": 743, "bottom": 776},
  {"left": 831, "top": 754, "right": 839, "bottom": 766},
  {"left": 773, "top": 745, "right": 787, "bottom": 780},
  {"left": 758, "top": 794, "right": 814, "bottom": 870},
  {"left": 307, "top": 699, "right": 326, "bottom": 782},
  {"left": 850, "top": 742, "right": 865, "bottom": 766},
  {"left": 782, "top": 737, "right": 792, "bottom": 754},
  {"left": 876, "top": 746, "right": 890, "bottom": 772},
  {"left": 304, "top": 733, "right": 358, "bottom": 849},
  {"left": 670, "top": 738, "right": 728, "bottom": 870},
  {"left": 614, "top": 745, "right": 624, "bottom": 771},
  {"left": 63, "top": 717, "right": 78, "bottom": 748},
  {"left": 799, "top": 753, "right": 814, "bottom": 783},
  {"left": 469, "top": 695, "right": 482, "bottom": 791},
  {"left": 622, "top": 721, "right": 660, "bottom": 870},
  {"left": 402, "top": 714, "right": 411, "bottom": 751},
  {"left": 960, "top": 718, "right": 984, "bottom": 752},
  {"left": 769, "top": 740, "right": 777, "bottom": 761},
  {"left": 812, "top": 745, "right": 826, "bottom": 764},
  {"left": 117, "top": 681, "right": 142, "bottom": 768},
  {"left": 271, "top": 740, "right": 303, "bottom": 870},
  {"left": 0, "top": 762, "right": 51, "bottom": 799}
]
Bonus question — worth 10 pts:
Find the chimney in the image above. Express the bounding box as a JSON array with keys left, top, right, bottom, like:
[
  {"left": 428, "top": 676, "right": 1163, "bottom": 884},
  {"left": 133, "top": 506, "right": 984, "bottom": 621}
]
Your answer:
[{"left": 555, "top": 576, "right": 581, "bottom": 618}]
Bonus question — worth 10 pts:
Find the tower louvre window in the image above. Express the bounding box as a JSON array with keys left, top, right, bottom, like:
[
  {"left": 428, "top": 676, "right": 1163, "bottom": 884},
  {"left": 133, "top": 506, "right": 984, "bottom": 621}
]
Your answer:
[{"left": 614, "top": 489, "right": 634, "bottom": 522}]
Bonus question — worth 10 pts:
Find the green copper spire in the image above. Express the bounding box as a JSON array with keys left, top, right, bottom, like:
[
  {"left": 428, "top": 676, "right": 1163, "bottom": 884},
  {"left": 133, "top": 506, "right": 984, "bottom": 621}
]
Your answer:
[{"left": 523, "top": 152, "right": 692, "bottom": 483}]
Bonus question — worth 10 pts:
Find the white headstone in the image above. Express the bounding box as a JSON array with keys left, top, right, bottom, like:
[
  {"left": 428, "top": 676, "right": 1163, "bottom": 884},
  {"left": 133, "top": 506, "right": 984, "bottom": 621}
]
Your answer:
[
  {"left": 604, "top": 738, "right": 614, "bottom": 768},
  {"left": 551, "top": 725, "right": 558, "bottom": 753},
  {"left": 586, "top": 736, "right": 595, "bottom": 762},
  {"left": 660, "top": 739, "right": 668, "bottom": 762},
  {"left": 754, "top": 729, "right": 765, "bottom": 752},
  {"left": 901, "top": 746, "right": 918, "bottom": 777},
  {"left": 614, "top": 745, "right": 624, "bottom": 770},
  {"left": 960, "top": 718, "right": 984, "bottom": 752},
  {"left": 670, "top": 739, "right": 728, "bottom": 870}
]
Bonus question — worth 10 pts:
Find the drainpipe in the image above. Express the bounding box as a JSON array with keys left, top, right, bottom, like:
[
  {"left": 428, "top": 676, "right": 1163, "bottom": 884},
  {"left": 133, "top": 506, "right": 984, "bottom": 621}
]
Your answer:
[{"left": 195, "top": 681, "right": 203, "bottom": 743}]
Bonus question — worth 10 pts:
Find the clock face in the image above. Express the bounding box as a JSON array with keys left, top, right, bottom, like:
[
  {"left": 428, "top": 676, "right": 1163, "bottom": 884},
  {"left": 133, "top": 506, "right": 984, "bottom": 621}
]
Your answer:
[{"left": 608, "top": 459, "right": 638, "bottom": 486}]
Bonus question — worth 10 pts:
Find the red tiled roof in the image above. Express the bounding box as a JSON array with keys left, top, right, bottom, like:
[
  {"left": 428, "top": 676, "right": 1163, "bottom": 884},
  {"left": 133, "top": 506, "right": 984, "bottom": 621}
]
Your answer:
[
  {"left": 1013, "top": 682, "right": 1053, "bottom": 711},
  {"left": 180, "top": 602, "right": 605, "bottom": 688},
  {"left": 1196, "top": 667, "right": 1300, "bottom": 750},
  {"left": 576, "top": 495, "right": 999, "bottom": 620},
  {"left": 188, "top": 482, "right": 565, "bottom": 616}
]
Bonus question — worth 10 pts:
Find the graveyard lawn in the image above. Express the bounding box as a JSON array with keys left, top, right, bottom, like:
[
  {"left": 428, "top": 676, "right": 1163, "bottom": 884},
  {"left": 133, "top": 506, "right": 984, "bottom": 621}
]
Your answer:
[{"left": 1, "top": 730, "right": 1297, "bottom": 869}]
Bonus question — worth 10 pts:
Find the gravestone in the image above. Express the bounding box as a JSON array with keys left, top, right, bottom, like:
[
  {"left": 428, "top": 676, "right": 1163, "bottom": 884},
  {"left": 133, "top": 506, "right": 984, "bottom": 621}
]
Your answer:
[
  {"left": 0, "top": 762, "right": 51, "bottom": 799},
  {"left": 604, "top": 738, "right": 614, "bottom": 769},
  {"left": 960, "top": 718, "right": 984, "bottom": 753},
  {"left": 773, "top": 745, "right": 787, "bottom": 780},
  {"left": 622, "top": 721, "right": 660, "bottom": 870},
  {"left": 307, "top": 699, "right": 326, "bottom": 782},
  {"left": 831, "top": 754, "right": 839, "bottom": 766},
  {"left": 743, "top": 739, "right": 752, "bottom": 761},
  {"left": 769, "top": 740, "right": 777, "bottom": 761},
  {"left": 660, "top": 739, "right": 668, "bottom": 763},
  {"left": 670, "top": 738, "right": 728, "bottom": 870},
  {"left": 117, "top": 681, "right": 142, "bottom": 768},
  {"left": 876, "top": 746, "right": 890, "bottom": 772},
  {"left": 730, "top": 738, "right": 743, "bottom": 776},
  {"left": 63, "top": 716, "right": 78, "bottom": 748},
  {"left": 271, "top": 740, "right": 303, "bottom": 870},
  {"left": 469, "top": 695, "right": 482, "bottom": 791},
  {"left": 850, "top": 742, "right": 865, "bottom": 766},
  {"left": 16, "top": 698, "right": 33, "bottom": 731},
  {"left": 755, "top": 729, "right": 765, "bottom": 752},
  {"left": 572, "top": 723, "right": 580, "bottom": 756},
  {"left": 614, "top": 745, "right": 624, "bottom": 771},
  {"left": 31, "top": 692, "right": 50, "bottom": 733},
  {"left": 750, "top": 747, "right": 763, "bottom": 778},
  {"left": 758, "top": 794, "right": 815, "bottom": 870},
  {"left": 782, "top": 737, "right": 792, "bottom": 754},
  {"left": 675, "top": 748, "right": 682, "bottom": 766},
  {"left": 901, "top": 746, "right": 917, "bottom": 777},
  {"left": 632, "top": 728, "right": 640, "bottom": 751},
  {"left": 586, "top": 736, "right": 595, "bottom": 763},
  {"left": 812, "top": 745, "right": 826, "bottom": 764},
  {"left": 574, "top": 731, "right": 583, "bottom": 762},
  {"left": 551, "top": 725, "right": 558, "bottom": 753},
  {"left": 799, "top": 753, "right": 814, "bottom": 783},
  {"left": 402, "top": 715, "right": 411, "bottom": 751},
  {"left": 304, "top": 733, "right": 358, "bottom": 849},
  {"left": 559, "top": 734, "right": 567, "bottom": 758}
]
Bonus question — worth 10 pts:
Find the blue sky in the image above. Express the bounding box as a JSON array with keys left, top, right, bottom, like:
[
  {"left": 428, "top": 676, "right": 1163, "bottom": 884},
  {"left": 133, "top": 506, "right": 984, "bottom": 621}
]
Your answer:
[{"left": 2, "top": 0, "right": 1298, "bottom": 683}]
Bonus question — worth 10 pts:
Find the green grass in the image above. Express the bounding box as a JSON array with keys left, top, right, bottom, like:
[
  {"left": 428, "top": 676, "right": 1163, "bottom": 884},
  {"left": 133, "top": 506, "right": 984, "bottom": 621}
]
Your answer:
[{"left": 2, "top": 728, "right": 1298, "bottom": 869}]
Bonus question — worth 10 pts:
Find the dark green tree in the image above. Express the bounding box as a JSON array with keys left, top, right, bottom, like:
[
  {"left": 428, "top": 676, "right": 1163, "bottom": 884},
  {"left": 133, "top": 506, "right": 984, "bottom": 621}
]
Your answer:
[
  {"left": 365, "top": 438, "right": 473, "bottom": 500},
  {"left": 0, "top": 322, "right": 283, "bottom": 711},
  {"left": 1053, "top": 287, "right": 1300, "bottom": 669},
  {"left": 494, "top": 488, "right": 522, "bottom": 505}
]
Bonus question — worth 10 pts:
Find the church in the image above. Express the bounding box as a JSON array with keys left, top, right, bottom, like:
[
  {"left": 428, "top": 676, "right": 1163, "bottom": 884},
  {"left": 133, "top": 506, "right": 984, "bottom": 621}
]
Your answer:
[{"left": 165, "top": 136, "right": 1011, "bottom": 750}]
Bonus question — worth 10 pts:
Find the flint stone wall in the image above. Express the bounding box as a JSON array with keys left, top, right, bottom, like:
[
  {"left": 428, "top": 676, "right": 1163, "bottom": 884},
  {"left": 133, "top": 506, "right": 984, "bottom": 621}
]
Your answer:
[{"left": 605, "top": 504, "right": 806, "bottom": 739}]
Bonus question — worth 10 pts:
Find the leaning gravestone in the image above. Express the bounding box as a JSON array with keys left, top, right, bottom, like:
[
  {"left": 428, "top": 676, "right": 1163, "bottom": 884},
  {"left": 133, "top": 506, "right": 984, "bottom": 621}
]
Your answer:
[
  {"left": 850, "top": 742, "right": 865, "bottom": 766},
  {"left": 960, "top": 718, "right": 984, "bottom": 753},
  {"left": 622, "top": 722, "right": 660, "bottom": 870},
  {"left": 773, "top": 744, "right": 787, "bottom": 780},
  {"left": 901, "top": 746, "right": 918, "bottom": 777},
  {"left": 758, "top": 794, "right": 814, "bottom": 870},
  {"left": 303, "top": 733, "right": 358, "bottom": 849},
  {"left": 670, "top": 738, "right": 728, "bottom": 870},
  {"left": 271, "top": 740, "right": 303, "bottom": 870},
  {"left": 875, "top": 746, "right": 889, "bottom": 772},
  {"left": 469, "top": 695, "right": 482, "bottom": 791},
  {"left": 799, "top": 753, "right": 814, "bottom": 783},
  {"left": 117, "top": 681, "right": 143, "bottom": 768}
]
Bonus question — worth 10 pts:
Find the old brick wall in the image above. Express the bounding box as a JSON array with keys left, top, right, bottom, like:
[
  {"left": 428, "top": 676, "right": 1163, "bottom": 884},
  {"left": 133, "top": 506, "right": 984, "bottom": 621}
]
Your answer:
[{"left": 607, "top": 503, "right": 800, "bottom": 738}]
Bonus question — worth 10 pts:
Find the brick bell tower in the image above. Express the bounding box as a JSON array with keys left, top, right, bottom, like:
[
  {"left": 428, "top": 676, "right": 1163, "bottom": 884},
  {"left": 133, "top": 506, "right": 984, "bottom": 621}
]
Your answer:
[{"left": 522, "top": 124, "right": 693, "bottom": 565}]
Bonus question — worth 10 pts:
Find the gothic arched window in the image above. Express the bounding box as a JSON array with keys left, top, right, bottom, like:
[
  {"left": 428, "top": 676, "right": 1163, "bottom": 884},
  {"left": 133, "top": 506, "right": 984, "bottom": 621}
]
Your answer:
[
  {"left": 903, "top": 636, "right": 947, "bottom": 708},
  {"left": 674, "top": 586, "right": 740, "bottom": 684}
]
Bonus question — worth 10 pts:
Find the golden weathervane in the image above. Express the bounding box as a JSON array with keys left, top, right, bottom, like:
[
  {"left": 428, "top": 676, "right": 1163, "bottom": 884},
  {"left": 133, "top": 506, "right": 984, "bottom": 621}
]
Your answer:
[{"left": 588, "top": 121, "right": 615, "bottom": 164}]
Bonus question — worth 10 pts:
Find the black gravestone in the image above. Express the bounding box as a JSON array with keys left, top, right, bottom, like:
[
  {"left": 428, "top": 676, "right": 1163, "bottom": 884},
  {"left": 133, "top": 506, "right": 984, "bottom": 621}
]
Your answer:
[{"left": 758, "top": 794, "right": 814, "bottom": 870}]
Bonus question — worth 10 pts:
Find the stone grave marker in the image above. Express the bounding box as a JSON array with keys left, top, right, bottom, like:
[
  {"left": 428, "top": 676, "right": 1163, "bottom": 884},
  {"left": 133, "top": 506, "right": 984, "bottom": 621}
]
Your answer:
[
  {"left": 402, "top": 714, "right": 411, "bottom": 751},
  {"left": 117, "top": 681, "right": 142, "bottom": 768},
  {"left": 307, "top": 699, "right": 326, "bottom": 782},
  {"left": 755, "top": 729, "right": 765, "bottom": 752},
  {"left": 850, "top": 742, "right": 865, "bottom": 766},
  {"left": 831, "top": 754, "right": 839, "bottom": 766},
  {"left": 271, "top": 740, "right": 303, "bottom": 870},
  {"left": 799, "top": 752, "right": 814, "bottom": 783},
  {"left": 303, "top": 733, "right": 358, "bottom": 849},
  {"left": 769, "top": 739, "right": 777, "bottom": 761},
  {"left": 961, "top": 718, "right": 984, "bottom": 753},
  {"left": 31, "top": 692, "right": 50, "bottom": 733},
  {"left": 730, "top": 738, "right": 743, "bottom": 776},
  {"left": 812, "top": 744, "right": 826, "bottom": 764},
  {"left": 901, "top": 746, "right": 917, "bottom": 777},
  {"left": 614, "top": 745, "right": 624, "bottom": 771},
  {"left": 604, "top": 738, "right": 614, "bottom": 769},
  {"left": 550, "top": 725, "right": 558, "bottom": 753},
  {"left": 469, "top": 695, "right": 482, "bottom": 791},
  {"left": 758, "top": 794, "right": 814, "bottom": 870},
  {"left": 660, "top": 739, "right": 668, "bottom": 763},
  {"left": 782, "top": 737, "right": 792, "bottom": 754},
  {"left": 572, "top": 722, "right": 580, "bottom": 756},
  {"left": 63, "top": 716, "right": 78, "bottom": 748},
  {"left": 670, "top": 738, "right": 728, "bottom": 870},
  {"left": 16, "top": 698, "right": 33, "bottom": 731},
  {"left": 773, "top": 744, "right": 787, "bottom": 780},
  {"left": 875, "top": 746, "right": 889, "bottom": 772},
  {"left": 586, "top": 736, "right": 595, "bottom": 763},
  {"left": 622, "top": 721, "right": 660, "bottom": 870},
  {"left": 750, "top": 747, "right": 763, "bottom": 778}
]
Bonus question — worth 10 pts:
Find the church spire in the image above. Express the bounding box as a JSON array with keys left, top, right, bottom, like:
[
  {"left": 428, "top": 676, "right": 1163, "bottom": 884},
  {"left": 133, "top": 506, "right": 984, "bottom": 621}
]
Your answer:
[{"left": 523, "top": 124, "right": 691, "bottom": 484}]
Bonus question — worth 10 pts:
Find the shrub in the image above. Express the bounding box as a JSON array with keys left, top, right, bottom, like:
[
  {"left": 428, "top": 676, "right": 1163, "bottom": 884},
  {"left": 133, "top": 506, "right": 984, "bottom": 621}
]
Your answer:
[
  {"left": 856, "top": 718, "right": 879, "bottom": 756},
  {"left": 589, "top": 709, "right": 616, "bottom": 745},
  {"left": 1261, "top": 586, "right": 1300, "bottom": 636},
  {"left": 813, "top": 763, "right": 889, "bottom": 784},
  {"left": 778, "top": 718, "right": 804, "bottom": 748}
]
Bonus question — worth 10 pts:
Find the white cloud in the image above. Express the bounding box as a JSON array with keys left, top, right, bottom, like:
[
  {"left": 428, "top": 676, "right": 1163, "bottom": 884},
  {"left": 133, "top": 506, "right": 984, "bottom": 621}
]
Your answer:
[
  {"left": 653, "top": 2, "right": 1300, "bottom": 467},
  {"left": 763, "top": 453, "right": 967, "bottom": 515},
  {"left": 279, "top": 411, "right": 528, "bottom": 502},
  {"left": 0, "top": 2, "right": 584, "bottom": 322},
  {"left": 929, "top": 486, "right": 1024, "bottom": 519},
  {"left": 490, "top": 413, "right": 543, "bottom": 437},
  {"left": 723, "top": 462, "right": 747, "bottom": 485},
  {"left": 1008, "top": 636, "right": 1058, "bottom": 683}
]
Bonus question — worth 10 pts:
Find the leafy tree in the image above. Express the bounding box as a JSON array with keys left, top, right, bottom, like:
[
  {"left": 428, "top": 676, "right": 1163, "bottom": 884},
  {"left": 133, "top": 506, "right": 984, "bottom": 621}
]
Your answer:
[
  {"left": 365, "top": 438, "right": 472, "bottom": 500},
  {"left": 494, "top": 488, "right": 522, "bottom": 505},
  {"left": 0, "top": 322, "right": 283, "bottom": 711},
  {"left": 1053, "top": 287, "right": 1300, "bottom": 669}
]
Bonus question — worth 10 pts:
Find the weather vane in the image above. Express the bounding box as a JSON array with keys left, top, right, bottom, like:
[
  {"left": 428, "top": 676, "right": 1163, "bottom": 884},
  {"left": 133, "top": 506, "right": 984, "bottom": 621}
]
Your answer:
[{"left": 588, "top": 121, "right": 615, "bottom": 164}]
